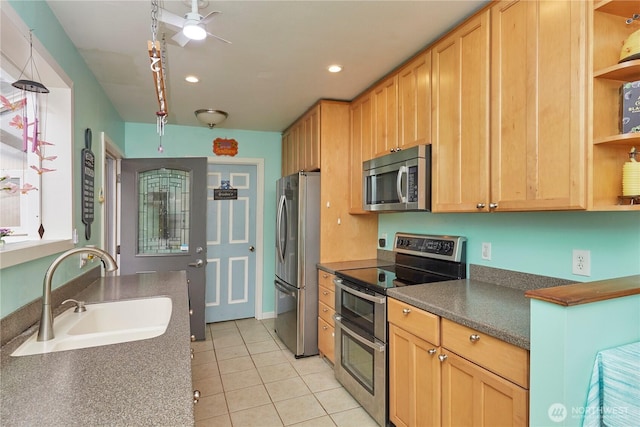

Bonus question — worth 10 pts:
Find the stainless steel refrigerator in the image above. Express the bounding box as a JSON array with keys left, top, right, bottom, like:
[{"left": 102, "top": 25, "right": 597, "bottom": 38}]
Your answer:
[{"left": 274, "top": 171, "right": 320, "bottom": 358}]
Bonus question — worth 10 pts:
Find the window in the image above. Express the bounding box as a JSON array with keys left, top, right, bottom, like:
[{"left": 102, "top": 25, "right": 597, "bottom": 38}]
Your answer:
[{"left": 0, "top": 7, "right": 73, "bottom": 267}]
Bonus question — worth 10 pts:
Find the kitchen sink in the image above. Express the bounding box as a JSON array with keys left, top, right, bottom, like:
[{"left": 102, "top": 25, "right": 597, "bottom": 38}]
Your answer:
[{"left": 11, "top": 297, "right": 172, "bottom": 356}]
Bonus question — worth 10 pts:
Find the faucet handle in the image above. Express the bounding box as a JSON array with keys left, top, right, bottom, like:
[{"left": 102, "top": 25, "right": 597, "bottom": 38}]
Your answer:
[{"left": 62, "top": 299, "right": 87, "bottom": 313}]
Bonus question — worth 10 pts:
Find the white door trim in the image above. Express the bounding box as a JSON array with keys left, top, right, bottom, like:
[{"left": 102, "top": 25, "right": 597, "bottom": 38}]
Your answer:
[
  {"left": 207, "top": 157, "right": 265, "bottom": 320},
  {"left": 100, "top": 132, "right": 124, "bottom": 273}
]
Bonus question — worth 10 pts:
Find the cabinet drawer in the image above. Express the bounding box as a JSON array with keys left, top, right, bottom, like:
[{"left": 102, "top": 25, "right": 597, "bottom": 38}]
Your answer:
[
  {"left": 318, "top": 270, "right": 336, "bottom": 290},
  {"left": 319, "top": 301, "right": 335, "bottom": 327},
  {"left": 318, "top": 316, "right": 335, "bottom": 364},
  {"left": 441, "top": 318, "right": 529, "bottom": 388},
  {"left": 388, "top": 298, "right": 440, "bottom": 345},
  {"left": 318, "top": 283, "right": 335, "bottom": 309}
]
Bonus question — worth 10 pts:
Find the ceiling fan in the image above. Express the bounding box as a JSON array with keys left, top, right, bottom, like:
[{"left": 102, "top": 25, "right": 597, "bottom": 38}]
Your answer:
[{"left": 158, "top": 0, "right": 231, "bottom": 47}]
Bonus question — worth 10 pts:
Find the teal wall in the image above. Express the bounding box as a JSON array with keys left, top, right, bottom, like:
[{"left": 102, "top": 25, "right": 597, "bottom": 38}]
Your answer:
[
  {"left": 124, "top": 123, "right": 282, "bottom": 313},
  {"left": 378, "top": 211, "right": 640, "bottom": 281},
  {"left": 529, "top": 296, "right": 640, "bottom": 426},
  {"left": 1, "top": 1, "right": 125, "bottom": 318}
]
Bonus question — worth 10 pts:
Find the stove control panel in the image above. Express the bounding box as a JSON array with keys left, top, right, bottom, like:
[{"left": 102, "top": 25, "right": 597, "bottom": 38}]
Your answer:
[{"left": 394, "top": 233, "right": 466, "bottom": 262}]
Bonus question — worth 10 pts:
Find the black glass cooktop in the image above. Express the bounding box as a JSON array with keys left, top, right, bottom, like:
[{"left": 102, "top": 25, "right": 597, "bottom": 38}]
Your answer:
[{"left": 335, "top": 263, "right": 458, "bottom": 295}]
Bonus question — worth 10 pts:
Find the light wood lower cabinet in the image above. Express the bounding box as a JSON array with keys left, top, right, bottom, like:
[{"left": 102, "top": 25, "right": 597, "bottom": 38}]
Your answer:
[
  {"left": 388, "top": 298, "right": 529, "bottom": 427},
  {"left": 317, "top": 270, "right": 335, "bottom": 363},
  {"left": 389, "top": 324, "right": 441, "bottom": 427}
]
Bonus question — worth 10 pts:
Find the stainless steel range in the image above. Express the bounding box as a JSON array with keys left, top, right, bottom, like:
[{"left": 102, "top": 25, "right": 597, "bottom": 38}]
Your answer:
[{"left": 333, "top": 233, "right": 467, "bottom": 426}]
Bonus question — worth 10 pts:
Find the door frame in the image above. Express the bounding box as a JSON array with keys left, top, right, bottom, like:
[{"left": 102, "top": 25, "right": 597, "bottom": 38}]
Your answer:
[
  {"left": 207, "top": 157, "right": 265, "bottom": 319},
  {"left": 100, "top": 131, "right": 124, "bottom": 271}
]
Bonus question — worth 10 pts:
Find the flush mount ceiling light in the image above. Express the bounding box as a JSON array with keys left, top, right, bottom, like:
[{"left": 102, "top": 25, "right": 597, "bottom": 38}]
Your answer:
[
  {"left": 328, "top": 64, "right": 343, "bottom": 73},
  {"left": 183, "top": 19, "right": 207, "bottom": 40},
  {"left": 195, "top": 109, "right": 228, "bottom": 128},
  {"left": 185, "top": 75, "right": 199, "bottom": 83}
]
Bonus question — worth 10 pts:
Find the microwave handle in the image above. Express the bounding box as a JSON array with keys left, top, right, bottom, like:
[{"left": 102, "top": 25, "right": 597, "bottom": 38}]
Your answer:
[{"left": 396, "top": 165, "right": 407, "bottom": 203}]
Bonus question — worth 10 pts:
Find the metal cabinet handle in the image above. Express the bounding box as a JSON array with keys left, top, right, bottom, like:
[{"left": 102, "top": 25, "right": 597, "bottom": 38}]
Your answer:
[
  {"left": 489, "top": 202, "right": 499, "bottom": 209},
  {"left": 322, "top": 273, "right": 329, "bottom": 279},
  {"left": 322, "top": 325, "right": 328, "bottom": 330},
  {"left": 476, "top": 203, "right": 486, "bottom": 209},
  {"left": 428, "top": 348, "right": 437, "bottom": 355},
  {"left": 188, "top": 259, "right": 204, "bottom": 268},
  {"left": 470, "top": 334, "right": 481, "bottom": 343},
  {"left": 322, "top": 291, "right": 329, "bottom": 295},
  {"left": 322, "top": 307, "right": 328, "bottom": 312},
  {"left": 402, "top": 308, "right": 411, "bottom": 315},
  {"left": 190, "top": 335, "right": 196, "bottom": 342},
  {"left": 438, "top": 354, "right": 448, "bottom": 362},
  {"left": 193, "top": 390, "right": 201, "bottom": 404}
]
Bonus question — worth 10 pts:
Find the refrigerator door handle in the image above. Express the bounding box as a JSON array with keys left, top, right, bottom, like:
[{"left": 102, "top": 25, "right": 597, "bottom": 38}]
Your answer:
[
  {"left": 274, "top": 279, "right": 297, "bottom": 298},
  {"left": 276, "top": 194, "right": 287, "bottom": 263}
]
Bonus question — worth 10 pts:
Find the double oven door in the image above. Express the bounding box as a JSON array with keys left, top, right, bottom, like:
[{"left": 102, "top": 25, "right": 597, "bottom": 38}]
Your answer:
[{"left": 333, "top": 277, "right": 387, "bottom": 427}]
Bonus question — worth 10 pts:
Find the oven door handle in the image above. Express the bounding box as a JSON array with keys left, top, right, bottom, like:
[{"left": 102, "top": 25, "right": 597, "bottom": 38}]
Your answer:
[
  {"left": 334, "top": 278, "right": 386, "bottom": 305},
  {"left": 334, "top": 315, "right": 385, "bottom": 353}
]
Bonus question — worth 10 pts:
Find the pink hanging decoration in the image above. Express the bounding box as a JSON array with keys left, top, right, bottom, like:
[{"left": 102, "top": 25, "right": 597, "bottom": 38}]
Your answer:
[
  {"left": 32, "top": 118, "right": 38, "bottom": 152},
  {"left": 22, "top": 115, "right": 28, "bottom": 152}
]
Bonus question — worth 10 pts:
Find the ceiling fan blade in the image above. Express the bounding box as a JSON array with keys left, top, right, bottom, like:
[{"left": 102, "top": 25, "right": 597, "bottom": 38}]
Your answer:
[
  {"left": 172, "top": 31, "right": 191, "bottom": 47},
  {"left": 206, "top": 31, "right": 232, "bottom": 44},
  {"left": 201, "top": 10, "right": 221, "bottom": 25},
  {"left": 158, "top": 7, "right": 186, "bottom": 29}
]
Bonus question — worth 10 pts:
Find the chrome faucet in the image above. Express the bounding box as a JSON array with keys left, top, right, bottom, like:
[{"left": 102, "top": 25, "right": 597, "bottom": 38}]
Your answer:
[{"left": 37, "top": 247, "right": 118, "bottom": 341}]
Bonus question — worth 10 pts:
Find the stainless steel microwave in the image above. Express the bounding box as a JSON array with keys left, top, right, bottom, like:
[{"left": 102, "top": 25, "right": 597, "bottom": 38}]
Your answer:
[{"left": 362, "top": 145, "right": 431, "bottom": 212}]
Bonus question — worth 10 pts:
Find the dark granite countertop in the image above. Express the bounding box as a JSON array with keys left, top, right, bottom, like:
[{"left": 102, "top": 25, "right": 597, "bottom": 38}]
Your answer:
[
  {"left": 0, "top": 271, "right": 193, "bottom": 426},
  {"left": 387, "top": 279, "right": 530, "bottom": 350}
]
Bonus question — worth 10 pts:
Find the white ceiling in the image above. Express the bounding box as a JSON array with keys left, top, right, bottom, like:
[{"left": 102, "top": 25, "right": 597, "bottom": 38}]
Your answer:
[{"left": 46, "top": 0, "right": 488, "bottom": 132}]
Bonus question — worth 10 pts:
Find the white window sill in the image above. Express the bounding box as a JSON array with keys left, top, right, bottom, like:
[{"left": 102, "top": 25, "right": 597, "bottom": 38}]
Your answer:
[{"left": 0, "top": 240, "right": 75, "bottom": 269}]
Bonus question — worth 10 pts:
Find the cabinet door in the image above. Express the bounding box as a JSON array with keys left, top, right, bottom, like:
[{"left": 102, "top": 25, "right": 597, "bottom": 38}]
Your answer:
[
  {"left": 432, "top": 10, "right": 491, "bottom": 212},
  {"left": 398, "top": 51, "right": 431, "bottom": 150},
  {"left": 318, "top": 316, "right": 335, "bottom": 364},
  {"left": 491, "top": 0, "right": 587, "bottom": 211},
  {"left": 389, "top": 324, "right": 440, "bottom": 427},
  {"left": 304, "top": 106, "right": 320, "bottom": 171},
  {"left": 441, "top": 350, "right": 528, "bottom": 427},
  {"left": 372, "top": 75, "right": 399, "bottom": 157},
  {"left": 349, "top": 94, "right": 373, "bottom": 213}
]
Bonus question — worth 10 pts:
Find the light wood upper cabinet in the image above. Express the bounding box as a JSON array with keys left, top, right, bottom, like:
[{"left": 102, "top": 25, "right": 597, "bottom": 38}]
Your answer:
[
  {"left": 490, "top": 0, "right": 588, "bottom": 211},
  {"left": 281, "top": 104, "right": 321, "bottom": 175},
  {"left": 398, "top": 51, "right": 432, "bottom": 150},
  {"left": 432, "top": 9, "right": 491, "bottom": 212},
  {"left": 349, "top": 93, "right": 373, "bottom": 214},
  {"left": 372, "top": 74, "right": 399, "bottom": 157}
]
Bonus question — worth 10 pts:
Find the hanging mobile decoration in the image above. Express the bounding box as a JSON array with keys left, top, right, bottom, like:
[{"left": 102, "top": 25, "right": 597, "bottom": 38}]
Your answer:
[
  {"left": 6, "top": 29, "right": 57, "bottom": 238},
  {"left": 149, "top": 0, "right": 169, "bottom": 152}
]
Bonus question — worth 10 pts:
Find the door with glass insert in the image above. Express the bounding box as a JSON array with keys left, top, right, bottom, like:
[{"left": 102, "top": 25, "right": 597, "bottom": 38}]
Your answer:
[{"left": 120, "top": 157, "right": 207, "bottom": 340}]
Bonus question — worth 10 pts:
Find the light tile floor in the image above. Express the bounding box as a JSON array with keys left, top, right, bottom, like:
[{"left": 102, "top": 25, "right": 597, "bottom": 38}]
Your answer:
[{"left": 192, "top": 318, "right": 378, "bottom": 427}]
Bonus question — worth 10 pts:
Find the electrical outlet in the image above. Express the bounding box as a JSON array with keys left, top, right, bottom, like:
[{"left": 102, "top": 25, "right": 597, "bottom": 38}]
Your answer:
[
  {"left": 572, "top": 249, "right": 591, "bottom": 276},
  {"left": 481, "top": 242, "right": 492, "bottom": 260}
]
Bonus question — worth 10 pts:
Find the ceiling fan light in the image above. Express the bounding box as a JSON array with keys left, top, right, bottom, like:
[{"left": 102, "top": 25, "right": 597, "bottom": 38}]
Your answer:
[{"left": 183, "top": 21, "right": 206, "bottom": 40}]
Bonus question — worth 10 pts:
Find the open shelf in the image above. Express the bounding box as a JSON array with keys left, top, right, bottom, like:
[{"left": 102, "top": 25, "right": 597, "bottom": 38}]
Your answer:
[
  {"left": 594, "top": 132, "right": 640, "bottom": 146},
  {"left": 595, "top": 0, "right": 640, "bottom": 18},
  {"left": 594, "top": 59, "right": 640, "bottom": 81}
]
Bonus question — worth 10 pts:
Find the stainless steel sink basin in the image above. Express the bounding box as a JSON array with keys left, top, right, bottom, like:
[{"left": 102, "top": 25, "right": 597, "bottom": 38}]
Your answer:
[{"left": 11, "top": 297, "right": 172, "bottom": 356}]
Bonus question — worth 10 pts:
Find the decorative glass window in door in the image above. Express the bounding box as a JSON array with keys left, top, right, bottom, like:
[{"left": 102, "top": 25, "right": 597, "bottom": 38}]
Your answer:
[{"left": 137, "top": 168, "right": 190, "bottom": 255}]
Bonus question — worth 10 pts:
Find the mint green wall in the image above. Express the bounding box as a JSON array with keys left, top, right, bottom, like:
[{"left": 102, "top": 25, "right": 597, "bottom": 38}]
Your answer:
[
  {"left": 1, "top": 1, "right": 125, "bottom": 318},
  {"left": 378, "top": 211, "right": 640, "bottom": 281},
  {"left": 529, "top": 296, "right": 640, "bottom": 426},
  {"left": 124, "top": 123, "right": 282, "bottom": 313}
]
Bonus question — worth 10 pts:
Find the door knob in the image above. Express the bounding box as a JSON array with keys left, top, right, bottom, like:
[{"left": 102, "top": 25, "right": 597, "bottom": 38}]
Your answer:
[
  {"left": 249, "top": 245, "right": 255, "bottom": 252},
  {"left": 188, "top": 259, "right": 204, "bottom": 268}
]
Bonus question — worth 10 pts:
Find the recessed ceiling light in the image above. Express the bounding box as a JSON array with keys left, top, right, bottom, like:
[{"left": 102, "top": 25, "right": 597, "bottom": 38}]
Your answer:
[
  {"left": 185, "top": 75, "right": 199, "bottom": 83},
  {"left": 328, "top": 65, "right": 343, "bottom": 73}
]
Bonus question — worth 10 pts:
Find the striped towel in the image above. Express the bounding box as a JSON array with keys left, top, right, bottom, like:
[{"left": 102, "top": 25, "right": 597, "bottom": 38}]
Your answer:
[{"left": 583, "top": 341, "right": 640, "bottom": 427}]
